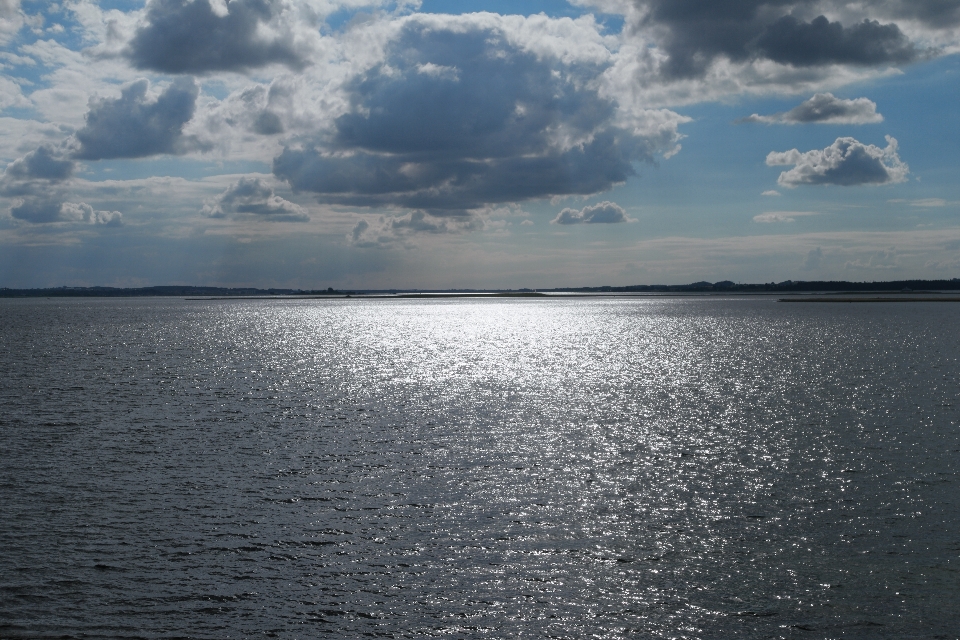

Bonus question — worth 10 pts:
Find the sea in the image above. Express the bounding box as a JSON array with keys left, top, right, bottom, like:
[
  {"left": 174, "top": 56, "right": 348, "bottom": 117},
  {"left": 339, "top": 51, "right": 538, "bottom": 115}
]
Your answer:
[{"left": 1, "top": 296, "right": 958, "bottom": 639}]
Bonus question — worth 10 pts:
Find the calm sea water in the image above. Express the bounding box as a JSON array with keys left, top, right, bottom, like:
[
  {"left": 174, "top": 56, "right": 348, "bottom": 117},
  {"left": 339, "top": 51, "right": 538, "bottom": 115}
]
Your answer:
[{"left": 1, "top": 297, "right": 958, "bottom": 639}]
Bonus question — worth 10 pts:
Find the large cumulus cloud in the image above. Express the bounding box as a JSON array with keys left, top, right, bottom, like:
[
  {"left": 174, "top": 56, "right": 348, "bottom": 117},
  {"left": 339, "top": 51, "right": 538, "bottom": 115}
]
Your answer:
[
  {"left": 74, "top": 78, "right": 207, "bottom": 160},
  {"left": 273, "top": 16, "right": 686, "bottom": 214},
  {"left": 766, "top": 135, "right": 908, "bottom": 187}
]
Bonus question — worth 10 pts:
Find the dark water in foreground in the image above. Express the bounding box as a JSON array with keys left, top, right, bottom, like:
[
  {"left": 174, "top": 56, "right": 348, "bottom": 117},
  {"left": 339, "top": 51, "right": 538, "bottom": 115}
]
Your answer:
[{"left": 1, "top": 297, "right": 958, "bottom": 639}]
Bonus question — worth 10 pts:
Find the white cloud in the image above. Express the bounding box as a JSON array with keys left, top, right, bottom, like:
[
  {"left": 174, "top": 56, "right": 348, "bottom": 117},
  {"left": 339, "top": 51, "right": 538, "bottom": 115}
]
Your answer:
[
  {"left": 202, "top": 176, "right": 308, "bottom": 221},
  {"left": 767, "top": 135, "right": 908, "bottom": 187},
  {"left": 910, "top": 198, "right": 948, "bottom": 207},
  {"left": 0, "top": 0, "right": 23, "bottom": 45},
  {"left": 802, "top": 246, "right": 823, "bottom": 270},
  {"left": 348, "top": 211, "right": 485, "bottom": 247},
  {"left": 753, "top": 211, "right": 821, "bottom": 223},
  {"left": 552, "top": 201, "right": 633, "bottom": 225},
  {"left": 845, "top": 246, "right": 900, "bottom": 270},
  {"left": 60, "top": 201, "right": 123, "bottom": 225}
]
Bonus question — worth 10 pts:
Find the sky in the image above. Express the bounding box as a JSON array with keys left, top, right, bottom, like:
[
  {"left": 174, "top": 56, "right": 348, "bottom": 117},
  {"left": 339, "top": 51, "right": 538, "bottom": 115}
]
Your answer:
[{"left": 1, "top": 0, "right": 959, "bottom": 289}]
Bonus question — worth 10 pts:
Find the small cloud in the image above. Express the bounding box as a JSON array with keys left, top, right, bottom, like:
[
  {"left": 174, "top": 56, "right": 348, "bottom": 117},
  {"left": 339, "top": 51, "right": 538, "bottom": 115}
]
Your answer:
[
  {"left": 520, "top": 219, "right": 534, "bottom": 226},
  {"left": 753, "top": 211, "right": 820, "bottom": 223},
  {"left": 762, "top": 190, "right": 781, "bottom": 197},
  {"left": 60, "top": 202, "right": 123, "bottom": 226},
  {"left": 350, "top": 219, "right": 369, "bottom": 243},
  {"left": 416, "top": 63, "right": 460, "bottom": 81},
  {"left": 740, "top": 93, "right": 883, "bottom": 125},
  {"left": 908, "top": 198, "right": 947, "bottom": 207},
  {"left": 202, "top": 177, "right": 308, "bottom": 221},
  {"left": 767, "top": 136, "right": 908, "bottom": 187},
  {"left": 845, "top": 246, "right": 900, "bottom": 270},
  {"left": 802, "top": 246, "right": 823, "bottom": 270},
  {"left": 551, "top": 201, "right": 633, "bottom": 225}
]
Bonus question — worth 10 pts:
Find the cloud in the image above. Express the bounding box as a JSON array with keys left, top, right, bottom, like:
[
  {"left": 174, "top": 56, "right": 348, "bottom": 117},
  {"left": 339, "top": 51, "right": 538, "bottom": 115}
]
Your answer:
[
  {"left": 350, "top": 219, "right": 369, "bottom": 243},
  {"left": 884, "top": 0, "right": 960, "bottom": 28},
  {"left": 802, "top": 246, "right": 823, "bottom": 270},
  {"left": 73, "top": 78, "right": 207, "bottom": 160},
  {"left": 552, "top": 201, "right": 632, "bottom": 224},
  {"left": 348, "top": 211, "right": 484, "bottom": 247},
  {"left": 273, "top": 15, "right": 686, "bottom": 214},
  {"left": 0, "top": 145, "right": 75, "bottom": 197},
  {"left": 741, "top": 93, "right": 883, "bottom": 125},
  {"left": 755, "top": 15, "right": 915, "bottom": 67},
  {"left": 0, "top": 0, "right": 23, "bottom": 45},
  {"left": 9, "top": 198, "right": 122, "bottom": 225},
  {"left": 766, "top": 135, "right": 908, "bottom": 187},
  {"left": 752, "top": 211, "right": 820, "bottom": 223},
  {"left": 845, "top": 246, "right": 900, "bottom": 269},
  {"left": 202, "top": 176, "right": 308, "bottom": 221},
  {"left": 125, "top": 0, "right": 309, "bottom": 74},
  {"left": 59, "top": 202, "right": 123, "bottom": 225},
  {"left": 252, "top": 110, "right": 284, "bottom": 135},
  {"left": 1, "top": 145, "right": 74, "bottom": 186},
  {"left": 761, "top": 190, "right": 781, "bottom": 196},
  {"left": 632, "top": 1, "right": 919, "bottom": 79},
  {"left": 903, "top": 198, "right": 947, "bottom": 207}
]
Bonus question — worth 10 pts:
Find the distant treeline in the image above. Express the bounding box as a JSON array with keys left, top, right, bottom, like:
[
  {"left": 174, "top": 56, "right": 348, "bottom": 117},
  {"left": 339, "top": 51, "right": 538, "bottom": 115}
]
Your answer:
[
  {"left": 2, "top": 279, "right": 959, "bottom": 297},
  {"left": 551, "top": 279, "right": 960, "bottom": 293}
]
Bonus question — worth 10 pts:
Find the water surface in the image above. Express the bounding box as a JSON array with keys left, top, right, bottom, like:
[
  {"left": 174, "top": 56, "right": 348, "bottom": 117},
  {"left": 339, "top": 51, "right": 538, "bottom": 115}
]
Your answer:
[{"left": 1, "top": 297, "right": 958, "bottom": 638}]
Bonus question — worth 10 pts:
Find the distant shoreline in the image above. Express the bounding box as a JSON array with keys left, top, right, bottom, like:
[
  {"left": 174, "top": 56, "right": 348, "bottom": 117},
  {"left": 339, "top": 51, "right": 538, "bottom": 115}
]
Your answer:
[{"left": 2, "top": 279, "right": 960, "bottom": 298}]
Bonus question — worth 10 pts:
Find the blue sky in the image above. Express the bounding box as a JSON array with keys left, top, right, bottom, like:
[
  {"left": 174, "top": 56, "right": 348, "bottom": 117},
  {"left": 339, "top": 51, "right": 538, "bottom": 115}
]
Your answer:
[{"left": 1, "top": 0, "right": 959, "bottom": 288}]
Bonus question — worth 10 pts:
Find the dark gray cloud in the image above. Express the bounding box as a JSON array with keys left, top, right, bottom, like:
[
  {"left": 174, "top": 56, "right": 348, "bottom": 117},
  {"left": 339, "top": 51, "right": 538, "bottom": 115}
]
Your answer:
[
  {"left": 756, "top": 15, "right": 915, "bottom": 66},
  {"left": 274, "top": 21, "right": 668, "bottom": 213},
  {"left": 252, "top": 110, "right": 284, "bottom": 135},
  {"left": 552, "top": 201, "right": 631, "bottom": 224},
  {"left": 203, "top": 177, "right": 308, "bottom": 221},
  {"left": 740, "top": 92, "right": 883, "bottom": 124},
  {"left": 10, "top": 197, "right": 64, "bottom": 223},
  {"left": 126, "top": 0, "right": 304, "bottom": 74},
  {"left": 74, "top": 78, "right": 206, "bottom": 160},
  {"left": 767, "top": 135, "right": 909, "bottom": 186},
  {"left": 636, "top": 0, "right": 918, "bottom": 78},
  {"left": 884, "top": 0, "right": 960, "bottom": 28}
]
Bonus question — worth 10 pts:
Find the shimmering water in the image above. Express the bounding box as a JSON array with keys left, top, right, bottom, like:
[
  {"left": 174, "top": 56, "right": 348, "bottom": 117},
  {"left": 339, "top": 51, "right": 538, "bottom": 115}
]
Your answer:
[{"left": 1, "top": 297, "right": 958, "bottom": 639}]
